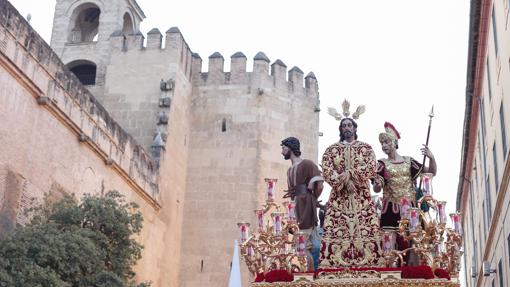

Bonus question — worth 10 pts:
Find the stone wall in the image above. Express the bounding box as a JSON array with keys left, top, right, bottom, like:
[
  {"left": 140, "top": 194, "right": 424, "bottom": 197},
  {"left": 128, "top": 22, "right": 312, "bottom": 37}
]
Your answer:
[
  {"left": 0, "top": 0, "right": 166, "bottom": 284},
  {"left": 1, "top": 0, "right": 321, "bottom": 286}
]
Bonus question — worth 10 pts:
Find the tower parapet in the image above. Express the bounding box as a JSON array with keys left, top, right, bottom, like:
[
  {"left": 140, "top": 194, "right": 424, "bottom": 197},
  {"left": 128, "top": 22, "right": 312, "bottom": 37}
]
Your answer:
[
  {"left": 230, "top": 52, "right": 247, "bottom": 83},
  {"left": 109, "top": 30, "right": 125, "bottom": 51},
  {"left": 288, "top": 66, "right": 304, "bottom": 94},
  {"left": 126, "top": 31, "right": 144, "bottom": 50},
  {"left": 305, "top": 72, "right": 319, "bottom": 96},
  {"left": 165, "top": 27, "right": 194, "bottom": 75},
  {"left": 147, "top": 28, "right": 163, "bottom": 49},
  {"left": 191, "top": 51, "right": 319, "bottom": 98},
  {"left": 208, "top": 52, "right": 225, "bottom": 83},
  {"left": 252, "top": 51, "right": 271, "bottom": 89},
  {"left": 165, "top": 26, "right": 183, "bottom": 51},
  {"left": 253, "top": 51, "right": 270, "bottom": 74},
  {"left": 271, "top": 59, "right": 287, "bottom": 88},
  {"left": 105, "top": 26, "right": 194, "bottom": 78},
  {"left": 191, "top": 53, "right": 203, "bottom": 82}
]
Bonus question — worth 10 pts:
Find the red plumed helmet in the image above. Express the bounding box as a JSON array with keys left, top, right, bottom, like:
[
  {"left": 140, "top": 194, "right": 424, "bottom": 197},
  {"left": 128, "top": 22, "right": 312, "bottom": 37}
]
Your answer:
[{"left": 384, "top": 122, "right": 401, "bottom": 140}]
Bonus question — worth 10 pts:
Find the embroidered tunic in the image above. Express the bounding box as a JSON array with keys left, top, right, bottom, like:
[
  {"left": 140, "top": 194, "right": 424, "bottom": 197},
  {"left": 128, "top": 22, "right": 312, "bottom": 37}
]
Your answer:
[{"left": 319, "top": 141, "right": 381, "bottom": 267}]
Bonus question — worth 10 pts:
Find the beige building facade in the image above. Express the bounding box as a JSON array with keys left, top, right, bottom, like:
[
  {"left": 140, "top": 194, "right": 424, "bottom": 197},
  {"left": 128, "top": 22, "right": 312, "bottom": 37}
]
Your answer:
[
  {"left": 458, "top": 0, "right": 510, "bottom": 287},
  {"left": 0, "top": 0, "right": 320, "bottom": 286}
]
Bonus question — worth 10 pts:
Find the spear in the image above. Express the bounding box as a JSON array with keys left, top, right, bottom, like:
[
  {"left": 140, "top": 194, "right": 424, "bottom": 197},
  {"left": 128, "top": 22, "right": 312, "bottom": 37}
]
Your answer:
[{"left": 419, "top": 106, "right": 434, "bottom": 190}]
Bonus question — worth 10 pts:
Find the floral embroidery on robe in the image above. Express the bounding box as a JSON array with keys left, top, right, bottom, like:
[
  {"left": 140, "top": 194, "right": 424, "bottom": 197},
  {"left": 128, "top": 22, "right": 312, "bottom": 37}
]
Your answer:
[{"left": 319, "top": 140, "right": 381, "bottom": 267}]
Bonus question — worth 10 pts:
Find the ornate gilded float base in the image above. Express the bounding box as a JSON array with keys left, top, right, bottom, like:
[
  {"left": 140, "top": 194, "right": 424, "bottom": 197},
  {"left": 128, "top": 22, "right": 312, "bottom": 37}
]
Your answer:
[
  {"left": 253, "top": 269, "right": 458, "bottom": 287},
  {"left": 253, "top": 279, "right": 459, "bottom": 287}
]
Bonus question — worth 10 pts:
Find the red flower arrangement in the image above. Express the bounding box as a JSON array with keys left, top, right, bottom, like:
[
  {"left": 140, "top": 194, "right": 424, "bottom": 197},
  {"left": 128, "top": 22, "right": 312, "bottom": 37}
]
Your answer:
[
  {"left": 434, "top": 268, "right": 451, "bottom": 280},
  {"left": 253, "top": 270, "right": 293, "bottom": 283},
  {"left": 265, "top": 270, "right": 293, "bottom": 283},
  {"left": 401, "top": 265, "right": 434, "bottom": 279},
  {"left": 254, "top": 273, "right": 265, "bottom": 283}
]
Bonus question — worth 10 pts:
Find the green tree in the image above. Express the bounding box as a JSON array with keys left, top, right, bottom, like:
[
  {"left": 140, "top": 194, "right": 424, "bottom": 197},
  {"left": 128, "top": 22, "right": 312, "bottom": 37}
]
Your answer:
[{"left": 0, "top": 191, "right": 150, "bottom": 287}]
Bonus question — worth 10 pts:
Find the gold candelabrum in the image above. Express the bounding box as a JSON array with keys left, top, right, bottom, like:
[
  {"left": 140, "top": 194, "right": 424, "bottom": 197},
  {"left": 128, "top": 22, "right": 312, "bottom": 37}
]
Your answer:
[
  {"left": 381, "top": 173, "right": 463, "bottom": 278},
  {"left": 237, "top": 178, "right": 309, "bottom": 277},
  {"left": 237, "top": 175, "right": 463, "bottom": 280}
]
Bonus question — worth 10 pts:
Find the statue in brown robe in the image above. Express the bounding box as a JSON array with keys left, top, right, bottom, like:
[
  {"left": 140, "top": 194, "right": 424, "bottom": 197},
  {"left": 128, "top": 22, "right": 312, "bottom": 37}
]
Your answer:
[{"left": 281, "top": 137, "right": 323, "bottom": 270}]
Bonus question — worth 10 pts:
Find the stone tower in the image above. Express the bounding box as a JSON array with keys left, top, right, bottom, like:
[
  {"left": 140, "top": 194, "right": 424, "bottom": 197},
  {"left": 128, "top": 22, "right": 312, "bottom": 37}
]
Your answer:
[
  {"left": 180, "top": 52, "right": 320, "bottom": 286},
  {"left": 50, "top": 0, "right": 145, "bottom": 99},
  {"left": 47, "top": 0, "right": 320, "bottom": 286},
  {"left": 50, "top": 1, "right": 195, "bottom": 286}
]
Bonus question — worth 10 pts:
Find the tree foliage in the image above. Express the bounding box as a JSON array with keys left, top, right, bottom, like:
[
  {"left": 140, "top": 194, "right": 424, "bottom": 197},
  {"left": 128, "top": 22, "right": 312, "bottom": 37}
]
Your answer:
[{"left": 0, "top": 191, "right": 150, "bottom": 287}]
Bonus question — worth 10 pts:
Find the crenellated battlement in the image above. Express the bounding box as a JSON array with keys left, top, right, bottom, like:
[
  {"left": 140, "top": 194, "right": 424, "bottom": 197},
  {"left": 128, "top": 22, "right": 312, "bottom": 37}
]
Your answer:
[
  {"left": 104, "top": 24, "right": 319, "bottom": 97},
  {"left": 105, "top": 25, "right": 318, "bottom": 99},
  {"left": 146, "top": 28, "right": 163, "bottom": 49},
  {"left": 108, "top": 26, "right": 193, "bottom": 55},
  {"left": 2, "top": 0, "right": 322, "bottom": 285},
  {"left": 107, "top": 26, "right": 194, "bottom": 83},
  {"left": 190, "top": 51, "right": 319, "bottom": 97}
]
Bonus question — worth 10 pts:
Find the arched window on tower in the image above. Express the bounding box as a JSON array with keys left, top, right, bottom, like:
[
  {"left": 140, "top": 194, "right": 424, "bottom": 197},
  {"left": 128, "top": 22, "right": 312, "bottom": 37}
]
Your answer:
[
  {"left": 66, "top": 60, "right": 97, "bottom": 85},
  {"left": 122, "top": 13, "right": 134, "bottom": 35},
  {"left": 69, "top": 4, "right": 101, "bottom": 43}
]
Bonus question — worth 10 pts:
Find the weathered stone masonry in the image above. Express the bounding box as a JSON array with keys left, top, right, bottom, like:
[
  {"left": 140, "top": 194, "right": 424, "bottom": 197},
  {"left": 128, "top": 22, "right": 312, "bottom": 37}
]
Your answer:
[{"left": 0, "top": 0, "right": 321, "bottom": 286}]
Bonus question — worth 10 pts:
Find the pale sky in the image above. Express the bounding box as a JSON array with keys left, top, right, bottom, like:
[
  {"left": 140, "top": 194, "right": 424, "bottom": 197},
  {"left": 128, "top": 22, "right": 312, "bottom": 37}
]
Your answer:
[{"left": 8, "top": 0, "right": 470, "bottom": 281}]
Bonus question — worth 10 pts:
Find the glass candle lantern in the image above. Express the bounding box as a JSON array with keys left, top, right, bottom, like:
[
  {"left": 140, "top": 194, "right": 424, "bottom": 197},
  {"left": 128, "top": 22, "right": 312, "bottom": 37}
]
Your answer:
[
  {"left": 421, "top": 173, "right": 434, "bottom": 196},
  {"left": 450, "top": 212, "right": 462, "bottom": 235},
  {"left": 296, "top": 232, "right": 306, "bottom": 257},
  {"left": 284, "top": 201, "right": 296, "bottom": 222},
  {"left": 237, "top": 222, "right": 250, "bottom": 243},
  {"left": 255, "top": 209, "right": 264, "bottom": 232},
  {"left": 271, "top": 212, "right": 284, "bottom": 236},
  {"left": 400, "top": 197, "right": 411, "bottom": 219},
  {"left": 264, "top": 178, "right": 278, "bottom": 202},
  {"left": 408, "top": 207, "right": 421, "bottom": 232},
  {"left": 382, "top": 230, "right": 396, "bottom": 252},
  {"left": 436, "top": 201, "right": 447, "bottom": 224}
]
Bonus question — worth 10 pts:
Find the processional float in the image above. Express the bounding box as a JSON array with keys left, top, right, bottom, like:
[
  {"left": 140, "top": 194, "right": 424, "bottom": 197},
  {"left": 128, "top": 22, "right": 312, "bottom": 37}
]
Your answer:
[{"left": 236, "top": 107, "right": 462, "bottom": 286}]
